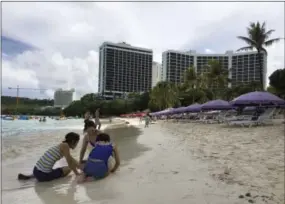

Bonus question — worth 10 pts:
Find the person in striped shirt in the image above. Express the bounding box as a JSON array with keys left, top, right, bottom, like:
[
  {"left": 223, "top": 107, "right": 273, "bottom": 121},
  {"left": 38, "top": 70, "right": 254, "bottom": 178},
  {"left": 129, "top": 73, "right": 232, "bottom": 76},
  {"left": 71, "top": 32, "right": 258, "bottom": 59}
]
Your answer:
[{"left": 18, "top": 132, "right": 81, "bottom": 182}]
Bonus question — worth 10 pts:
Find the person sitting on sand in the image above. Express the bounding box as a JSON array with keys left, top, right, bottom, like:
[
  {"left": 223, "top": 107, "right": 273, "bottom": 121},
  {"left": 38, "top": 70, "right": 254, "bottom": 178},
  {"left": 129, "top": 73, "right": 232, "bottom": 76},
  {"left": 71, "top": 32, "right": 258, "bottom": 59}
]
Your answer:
[
  {"left": 18, "top": 132, "right": 81, "bottom": 182},
  {"left": 78, "top": 133, "right": 120, "bottom": 183},
  {"left": 80, "top": 120, "right": 116, "bottom": 169}
]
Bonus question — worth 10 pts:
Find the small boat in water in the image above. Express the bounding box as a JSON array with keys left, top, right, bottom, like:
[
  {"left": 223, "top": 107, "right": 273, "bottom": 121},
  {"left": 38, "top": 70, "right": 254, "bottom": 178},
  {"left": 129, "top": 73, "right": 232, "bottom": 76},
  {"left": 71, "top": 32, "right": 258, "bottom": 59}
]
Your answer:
[
  {"left": 18, "top": 115, "right": 29, "bottom": 120},
  {"left": 3, "top": 116, "right": 14, "bottom": 120}
]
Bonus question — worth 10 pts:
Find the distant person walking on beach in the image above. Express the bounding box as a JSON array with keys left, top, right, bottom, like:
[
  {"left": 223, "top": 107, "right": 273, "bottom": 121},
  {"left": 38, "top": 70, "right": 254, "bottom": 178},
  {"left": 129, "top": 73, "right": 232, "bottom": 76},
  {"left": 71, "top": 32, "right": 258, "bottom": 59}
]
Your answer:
[
  {"left": 18, "top": 132, "right": 81, "bottom": 182},
  {"left": 95, "top": 108, "right": 101, "bottom": 130},
  {"left": 145, "top": 114, "right": 150, "bottom": 128},
  {"left": 78, "top": 133, "right": 120, "bottom": 183}
]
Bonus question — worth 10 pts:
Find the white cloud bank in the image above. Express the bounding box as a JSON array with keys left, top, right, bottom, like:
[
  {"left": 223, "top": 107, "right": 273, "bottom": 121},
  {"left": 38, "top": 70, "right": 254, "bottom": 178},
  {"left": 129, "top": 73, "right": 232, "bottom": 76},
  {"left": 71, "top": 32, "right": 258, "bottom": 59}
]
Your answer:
[{"left": 2, "top": 2, "right": 284, "bottom": 99}]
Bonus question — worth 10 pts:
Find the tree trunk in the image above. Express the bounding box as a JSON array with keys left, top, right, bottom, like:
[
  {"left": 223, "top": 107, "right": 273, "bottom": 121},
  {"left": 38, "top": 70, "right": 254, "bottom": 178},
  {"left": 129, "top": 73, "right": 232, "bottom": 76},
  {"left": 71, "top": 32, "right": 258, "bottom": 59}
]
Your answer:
[{"left": 257, "top": 50, "right": 264, "bottom": 90}]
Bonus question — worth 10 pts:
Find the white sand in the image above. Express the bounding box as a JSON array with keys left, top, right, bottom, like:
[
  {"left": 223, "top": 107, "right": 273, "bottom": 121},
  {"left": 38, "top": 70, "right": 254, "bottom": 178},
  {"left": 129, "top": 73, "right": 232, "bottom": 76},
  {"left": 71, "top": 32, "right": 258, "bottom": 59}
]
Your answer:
[
  {"left": 160, "top": 119, "right": 284, "bottom": 204},
  {"left": 2, "top": 118, "right": 284, "bottom": 204}
]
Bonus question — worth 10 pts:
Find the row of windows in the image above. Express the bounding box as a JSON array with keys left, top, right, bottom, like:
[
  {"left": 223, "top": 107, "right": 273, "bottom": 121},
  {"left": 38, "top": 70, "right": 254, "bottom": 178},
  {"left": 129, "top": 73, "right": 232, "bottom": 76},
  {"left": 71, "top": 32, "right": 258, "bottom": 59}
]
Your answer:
[
  {"left": 104, "top": 85, "right": 151, "bottom": 92},
  {"left": 104, "top": 44, "right": 152, "bottom": 54},
  {"left": 232, "top": 55, "right": 264, "bottom": 59}
]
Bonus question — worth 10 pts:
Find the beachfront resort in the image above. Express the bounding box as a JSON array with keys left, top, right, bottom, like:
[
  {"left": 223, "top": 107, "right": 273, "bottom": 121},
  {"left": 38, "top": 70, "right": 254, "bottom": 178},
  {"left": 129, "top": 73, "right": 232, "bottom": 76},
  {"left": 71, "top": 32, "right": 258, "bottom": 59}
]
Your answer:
[{"left": 2, "top": 2, "right": 285, "bottom": 204}]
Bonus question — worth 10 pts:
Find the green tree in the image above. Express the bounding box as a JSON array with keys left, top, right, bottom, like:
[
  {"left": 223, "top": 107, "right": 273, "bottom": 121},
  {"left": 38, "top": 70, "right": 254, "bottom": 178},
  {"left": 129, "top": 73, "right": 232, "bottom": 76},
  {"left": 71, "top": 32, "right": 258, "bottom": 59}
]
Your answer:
[
  {"left": 183, "top": 66, "right": 197, "bottom": 89},
  {"left": 149, "top": 81, "right": 180, "bottom": 110},
  {"left": 63, "top": 100, "right": 84, "bottom": 117},
  {"left": 205, "top": 59, "right": 229, "bottom": 98},
  {"left": 237, "top": 21, "right": 281, "bottom": 90},
  {"left": 269, "top": 68, "right": 285, "bottom": 98}
]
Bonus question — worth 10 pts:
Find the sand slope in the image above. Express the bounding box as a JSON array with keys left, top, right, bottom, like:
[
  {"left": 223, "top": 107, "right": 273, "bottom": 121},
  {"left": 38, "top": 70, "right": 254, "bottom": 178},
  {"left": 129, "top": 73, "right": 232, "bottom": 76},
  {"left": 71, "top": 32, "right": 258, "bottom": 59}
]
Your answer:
[{"left": 160, "top": 120, "right": 284, "bottom": 204}]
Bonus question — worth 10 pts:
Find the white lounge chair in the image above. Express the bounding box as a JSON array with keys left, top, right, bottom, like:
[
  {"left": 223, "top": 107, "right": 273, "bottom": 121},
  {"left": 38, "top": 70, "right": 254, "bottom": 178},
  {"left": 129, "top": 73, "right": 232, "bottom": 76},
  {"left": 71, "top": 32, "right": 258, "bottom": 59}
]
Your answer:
[{"left": 227, "top": 108, "right": 275, "bottom": 127}]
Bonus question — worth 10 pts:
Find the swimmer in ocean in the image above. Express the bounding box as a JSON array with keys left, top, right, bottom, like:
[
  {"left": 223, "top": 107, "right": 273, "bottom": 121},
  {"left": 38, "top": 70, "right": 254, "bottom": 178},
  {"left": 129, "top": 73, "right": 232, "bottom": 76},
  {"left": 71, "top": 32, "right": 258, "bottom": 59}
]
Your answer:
[
  {"left": 78, "top": 133, "right": 120, "bottom": 183},
  {"left": 18, "top": 132, "right": 81, "bottom": 182}
]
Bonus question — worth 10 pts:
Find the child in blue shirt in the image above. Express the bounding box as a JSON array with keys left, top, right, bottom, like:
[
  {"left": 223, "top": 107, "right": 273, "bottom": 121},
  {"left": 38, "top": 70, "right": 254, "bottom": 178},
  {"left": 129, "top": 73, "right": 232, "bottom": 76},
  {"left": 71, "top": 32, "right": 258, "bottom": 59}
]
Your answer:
[{"left": 78, "top": 133, "right": 120, "bottom": 182}]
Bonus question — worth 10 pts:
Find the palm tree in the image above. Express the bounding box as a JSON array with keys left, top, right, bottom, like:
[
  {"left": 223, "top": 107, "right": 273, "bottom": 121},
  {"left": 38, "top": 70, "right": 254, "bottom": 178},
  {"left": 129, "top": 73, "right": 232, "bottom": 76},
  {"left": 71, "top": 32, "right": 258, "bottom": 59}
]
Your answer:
[
  {"left": 205, "top": 60, "right": 229, "bottom": 98},
  {"left": 183, "top": 66, "right": 197, "bottom": 89},
  {"left": 237, "top": 21, "right": 281, "bottom": 90},
  {"left": 149, "top": 81, "right": 180, "bottom": 110}
]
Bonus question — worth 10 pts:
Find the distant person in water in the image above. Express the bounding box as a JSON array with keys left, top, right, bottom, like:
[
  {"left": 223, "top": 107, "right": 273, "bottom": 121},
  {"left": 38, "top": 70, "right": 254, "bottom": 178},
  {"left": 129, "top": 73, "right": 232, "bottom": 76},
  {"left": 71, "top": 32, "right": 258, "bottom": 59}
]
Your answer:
[
  {"left": 18, "top": 132, "right": 81, "bottom": 182},
  {"left": 95, "top": 108, "right": 101, "bottom": 130},
  {"left": 78, "top": 133, "right": 120, "bottom": 183},
  {"left": 84, "top": 111, "right": 94, "bottom": 132}
]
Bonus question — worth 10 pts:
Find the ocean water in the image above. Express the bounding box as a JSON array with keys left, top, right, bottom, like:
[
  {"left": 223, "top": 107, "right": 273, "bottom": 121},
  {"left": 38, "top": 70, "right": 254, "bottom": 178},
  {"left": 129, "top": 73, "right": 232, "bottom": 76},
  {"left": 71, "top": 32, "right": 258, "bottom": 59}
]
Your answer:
[{"left": 2, "top": 118, "right": 84, "bottom": 138}]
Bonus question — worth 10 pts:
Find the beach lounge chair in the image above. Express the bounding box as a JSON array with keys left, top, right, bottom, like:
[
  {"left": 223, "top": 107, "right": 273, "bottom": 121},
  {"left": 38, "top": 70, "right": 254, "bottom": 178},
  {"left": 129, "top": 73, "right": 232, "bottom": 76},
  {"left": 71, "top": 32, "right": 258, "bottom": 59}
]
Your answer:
[
  {"left": 223, "top": 114, "right": 254, "bottom": 125},
  {"left": 227, "top": 108, "right": 275, "bottom": 127}
]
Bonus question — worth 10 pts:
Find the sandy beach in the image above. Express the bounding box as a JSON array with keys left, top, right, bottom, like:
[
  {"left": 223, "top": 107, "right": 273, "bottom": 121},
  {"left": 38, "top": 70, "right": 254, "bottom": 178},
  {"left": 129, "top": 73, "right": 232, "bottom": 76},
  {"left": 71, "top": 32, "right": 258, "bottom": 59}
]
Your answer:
[
  {"left": 159, "top": 119, "right": 285, "bottom": 204},
  {"left": 2, "top": 118, "right": 284, "bottom": 204}
]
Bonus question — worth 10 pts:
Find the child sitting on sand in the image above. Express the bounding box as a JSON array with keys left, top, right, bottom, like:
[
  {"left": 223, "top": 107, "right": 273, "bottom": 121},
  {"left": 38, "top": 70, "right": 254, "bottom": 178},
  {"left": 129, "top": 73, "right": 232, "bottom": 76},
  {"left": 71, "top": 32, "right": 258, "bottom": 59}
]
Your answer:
[{"left": 78, "top": 133, "right": 120, "bottom": 183}]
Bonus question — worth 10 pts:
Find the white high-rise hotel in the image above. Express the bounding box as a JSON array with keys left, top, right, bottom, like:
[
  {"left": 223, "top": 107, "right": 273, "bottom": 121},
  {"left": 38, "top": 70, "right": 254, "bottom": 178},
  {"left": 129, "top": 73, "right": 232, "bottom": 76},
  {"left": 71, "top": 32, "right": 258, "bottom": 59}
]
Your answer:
[
  {"left": 152, "top": 61, "right": 162, "bottom": 87},
  {"left": 98, "top": 41, "right": 267, "bottom": 96},
  {"left": 162, "top": 50, "right": 267, "bottom": 89},
  {"left": 53, "top": 88, "right": 75, "bottom": 108}
]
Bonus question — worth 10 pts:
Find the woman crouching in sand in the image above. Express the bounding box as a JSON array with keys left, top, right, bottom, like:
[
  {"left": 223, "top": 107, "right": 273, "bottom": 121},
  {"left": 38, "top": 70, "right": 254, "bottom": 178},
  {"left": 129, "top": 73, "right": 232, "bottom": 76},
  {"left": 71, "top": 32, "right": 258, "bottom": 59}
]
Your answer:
[
  {"left": 78, "top": 133, "right": 120, "bottom": 183},
  {"left": 80, "top": 120, "right": 102, "bottom": 163},
  {"left": 18, "top": 132, "right": 81, "bottom": 182}
]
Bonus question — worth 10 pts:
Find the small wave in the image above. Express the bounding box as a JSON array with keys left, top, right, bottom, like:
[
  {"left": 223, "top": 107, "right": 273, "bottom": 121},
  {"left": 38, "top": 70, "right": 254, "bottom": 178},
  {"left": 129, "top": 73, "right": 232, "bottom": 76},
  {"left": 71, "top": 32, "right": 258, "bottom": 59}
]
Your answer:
[{"left": 2, "top": 146, "right": 23, "bottom": 160}]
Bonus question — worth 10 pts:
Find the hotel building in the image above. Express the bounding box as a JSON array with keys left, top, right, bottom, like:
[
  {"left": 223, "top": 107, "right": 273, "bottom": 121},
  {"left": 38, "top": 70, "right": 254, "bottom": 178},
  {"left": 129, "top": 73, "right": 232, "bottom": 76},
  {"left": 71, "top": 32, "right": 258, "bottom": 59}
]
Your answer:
[
  {"left": 152, "top": 62, "right": 162, "bottom": 88},
  {"left": 98, "top": 42, "right": 153, "bottom": 99},
  {"left": 162, "top": 50, "right": 267, "bottom": 89},
  {"left": 53, "top": 88, "right": 75, "bottom": 108}
]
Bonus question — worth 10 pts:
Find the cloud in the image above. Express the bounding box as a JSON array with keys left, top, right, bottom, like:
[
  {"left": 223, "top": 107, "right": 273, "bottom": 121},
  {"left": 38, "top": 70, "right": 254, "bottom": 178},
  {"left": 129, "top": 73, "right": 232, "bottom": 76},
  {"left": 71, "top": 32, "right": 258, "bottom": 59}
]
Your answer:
[
  {"left": 205, "top": 49, "right": 214, "bottom": 54},
  {"left": 2, "top": 50, "right": 99, "bottom": 99},
  {"left": 2, "top": 2, "right": 284, "bottom": 99}
]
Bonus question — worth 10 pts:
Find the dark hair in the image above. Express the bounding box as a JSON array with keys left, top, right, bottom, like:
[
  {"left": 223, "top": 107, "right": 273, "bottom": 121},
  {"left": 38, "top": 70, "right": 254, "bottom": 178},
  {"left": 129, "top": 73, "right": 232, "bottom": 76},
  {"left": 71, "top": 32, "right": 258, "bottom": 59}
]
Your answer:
[
  {"left": 84, "top": 119, "right": 96, "bottom": 132},
  {"left": 63, "top": 132, "right": 80, "bottom": 146},
  {"left": 96, "top": 133, "right": 110, "bottom": 142}
]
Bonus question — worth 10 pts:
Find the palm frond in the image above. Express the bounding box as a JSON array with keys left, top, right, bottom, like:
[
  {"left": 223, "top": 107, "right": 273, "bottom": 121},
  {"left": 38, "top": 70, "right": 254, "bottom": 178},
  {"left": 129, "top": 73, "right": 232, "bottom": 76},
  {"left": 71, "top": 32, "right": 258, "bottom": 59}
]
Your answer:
[
  {"left": 237, "top": 36, "right": 257, "bottom": 46},
  {"left": 236, "top": 46, "right": 254, "bottom": 52},
  {"left": 264, "top": 29, "right": 275, "bottom": 39},
  {"left": 264, "top": 38, "right": 281, "bottom": 46}
]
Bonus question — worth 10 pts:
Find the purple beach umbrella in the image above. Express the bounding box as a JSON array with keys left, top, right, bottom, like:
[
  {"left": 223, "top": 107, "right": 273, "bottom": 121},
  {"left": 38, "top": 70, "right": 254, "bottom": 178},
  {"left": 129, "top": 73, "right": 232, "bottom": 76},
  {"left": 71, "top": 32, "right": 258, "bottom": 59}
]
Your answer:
[
  {"left": 185, "top": 103, "right": 202, "bottom": 112},
  {"left": 231, "top": 91, "right": 285, "bottom": 106},
  {"left": 201, "top": 100, "right": 232, "bottom": 110},
  {"left": 172, "top": 106, "right": 186, "bottom": 114}
]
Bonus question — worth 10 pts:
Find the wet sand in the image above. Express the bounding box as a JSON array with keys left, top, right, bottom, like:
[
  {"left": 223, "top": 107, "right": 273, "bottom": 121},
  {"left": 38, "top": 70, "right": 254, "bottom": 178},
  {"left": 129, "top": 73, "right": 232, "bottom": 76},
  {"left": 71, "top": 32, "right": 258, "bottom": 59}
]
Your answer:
[
  {"left": 2, "top": 118, "right": 283, "bottom": 204},
  {"left": 159, "top": 119, "right": 285, "bottom": 204}
]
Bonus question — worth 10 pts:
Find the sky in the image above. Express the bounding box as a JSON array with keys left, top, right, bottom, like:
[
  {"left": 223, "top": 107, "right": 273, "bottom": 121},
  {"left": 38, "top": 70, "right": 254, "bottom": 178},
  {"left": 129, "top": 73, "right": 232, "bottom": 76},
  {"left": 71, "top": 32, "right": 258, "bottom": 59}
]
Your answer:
[{"left": 2, "top": 2, "right": 284, "bottom": 100}]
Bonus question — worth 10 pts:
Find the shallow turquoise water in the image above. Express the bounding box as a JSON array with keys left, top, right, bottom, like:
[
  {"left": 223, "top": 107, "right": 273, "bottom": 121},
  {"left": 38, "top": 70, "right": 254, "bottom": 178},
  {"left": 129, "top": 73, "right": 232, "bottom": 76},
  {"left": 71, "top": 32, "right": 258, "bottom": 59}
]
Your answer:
[{"left": 1, "top": 119, "right": 84, "bottom": 137}]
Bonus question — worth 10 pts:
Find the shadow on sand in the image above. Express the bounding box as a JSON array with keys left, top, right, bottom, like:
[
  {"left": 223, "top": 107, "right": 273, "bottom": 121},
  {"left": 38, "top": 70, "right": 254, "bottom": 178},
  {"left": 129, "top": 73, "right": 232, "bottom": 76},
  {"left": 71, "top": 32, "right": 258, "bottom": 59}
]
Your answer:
[{"left": 104, "top": 125, "right": 150, "bottom": 166}]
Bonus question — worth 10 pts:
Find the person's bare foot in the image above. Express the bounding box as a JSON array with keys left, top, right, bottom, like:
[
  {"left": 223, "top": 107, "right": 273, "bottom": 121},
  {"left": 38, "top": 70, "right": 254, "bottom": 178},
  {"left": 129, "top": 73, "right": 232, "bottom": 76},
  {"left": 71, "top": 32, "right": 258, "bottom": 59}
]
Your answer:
[
  {"left": 85, "top": 177, "right": 95, "bottom": 182},
  {"left": 77, "top": 174, "right": 86, "bottom": 183}
]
